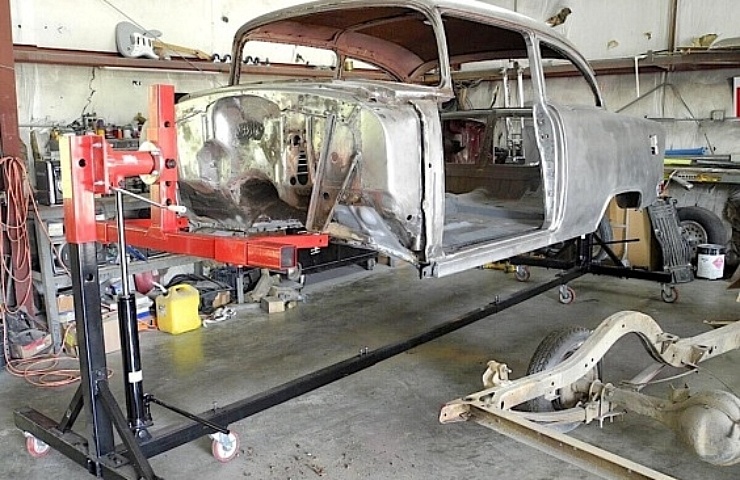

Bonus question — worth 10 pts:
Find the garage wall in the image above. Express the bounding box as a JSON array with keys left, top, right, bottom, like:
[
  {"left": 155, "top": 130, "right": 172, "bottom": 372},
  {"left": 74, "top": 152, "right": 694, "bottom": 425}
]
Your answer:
[
  {"left": 10, "top": 0, "right": 302, "bottom": 56},
  {"left": 13, "top": 1, "right": 740, "bottom": 60},
  {"left": 9, "top": 0, "right": 740, "bottom": 156}
]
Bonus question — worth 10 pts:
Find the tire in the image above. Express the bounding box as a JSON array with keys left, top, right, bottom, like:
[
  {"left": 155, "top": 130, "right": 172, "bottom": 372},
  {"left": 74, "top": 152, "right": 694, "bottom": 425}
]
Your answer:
[
  {"left": 522, "top": 326, "right": 600, "bottom": 432},
  {"left": 676, "top": 206, "right": 728, "bottom": 259}
]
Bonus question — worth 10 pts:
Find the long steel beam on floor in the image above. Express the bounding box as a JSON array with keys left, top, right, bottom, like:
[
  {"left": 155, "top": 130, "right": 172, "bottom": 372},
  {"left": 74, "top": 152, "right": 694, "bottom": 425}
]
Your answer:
[
  {"left": 16, "top": 231, "right": 681, "bottom": 478},
  {"left": 134, "top": 267, "right": 586, "bottom": 458}
]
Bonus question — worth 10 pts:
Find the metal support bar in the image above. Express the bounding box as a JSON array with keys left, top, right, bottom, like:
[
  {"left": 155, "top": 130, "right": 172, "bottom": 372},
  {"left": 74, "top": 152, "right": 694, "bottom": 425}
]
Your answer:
[
  {"left": 509, "top": 234, "right": 673, "bottom": 284},
  {"left": 587, "top": 264, "right": 672, "bottom": 283},
  {"left": 146, "top": 396, "right": 229, "bottom": 435},
  {"left": 68, "top": 242, "right": 116, "bottom": 459},
  {"left": 466, "top": 407, "right": 674, "bottom": 480},
  {"left": 134, "top": 267, "right": 585, "bottom": 458},
  {"left": 58, "top": 386, "right": 84, "bottom": 433}
]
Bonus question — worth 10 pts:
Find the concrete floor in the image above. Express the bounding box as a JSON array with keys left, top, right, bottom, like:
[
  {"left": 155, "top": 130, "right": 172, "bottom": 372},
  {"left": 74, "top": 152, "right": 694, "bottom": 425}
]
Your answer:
[{"left": 2, "top": 263, "right": 740, "bottom": 479}]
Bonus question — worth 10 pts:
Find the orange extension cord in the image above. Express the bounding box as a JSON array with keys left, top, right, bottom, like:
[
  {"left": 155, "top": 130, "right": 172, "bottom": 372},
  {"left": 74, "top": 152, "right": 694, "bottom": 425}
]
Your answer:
[{"left": 0, "top": 155, "right": 103, "bottom": 387}]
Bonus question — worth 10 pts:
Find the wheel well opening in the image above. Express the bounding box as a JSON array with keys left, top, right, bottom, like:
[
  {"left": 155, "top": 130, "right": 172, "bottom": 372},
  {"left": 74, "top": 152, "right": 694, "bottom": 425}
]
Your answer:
[{"left": 615, "top": 192, "right": 641, "bottom": 209}]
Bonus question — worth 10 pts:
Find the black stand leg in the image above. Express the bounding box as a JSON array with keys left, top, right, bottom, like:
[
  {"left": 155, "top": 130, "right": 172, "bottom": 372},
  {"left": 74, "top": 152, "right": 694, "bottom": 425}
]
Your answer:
[{"left": 69, "top": 242, "right": 116, "bottom": 461}]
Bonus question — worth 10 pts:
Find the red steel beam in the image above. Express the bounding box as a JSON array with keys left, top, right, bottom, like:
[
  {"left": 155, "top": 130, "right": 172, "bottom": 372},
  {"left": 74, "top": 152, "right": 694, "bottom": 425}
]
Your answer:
[
  {"left": 96, "top": 221, "right": 328, "bottom": 270},
  {"left": 0, "top": 0, "right": 34, "bottom": 314},
  {"left": 0, "top": 0, "right": 20, "bottom": 157}
]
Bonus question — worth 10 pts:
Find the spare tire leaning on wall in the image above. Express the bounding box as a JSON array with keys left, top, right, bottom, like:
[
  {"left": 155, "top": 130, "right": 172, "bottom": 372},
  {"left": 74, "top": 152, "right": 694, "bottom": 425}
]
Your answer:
[{"left": 676, "top": 206, "right": 730, "bottom": 267}]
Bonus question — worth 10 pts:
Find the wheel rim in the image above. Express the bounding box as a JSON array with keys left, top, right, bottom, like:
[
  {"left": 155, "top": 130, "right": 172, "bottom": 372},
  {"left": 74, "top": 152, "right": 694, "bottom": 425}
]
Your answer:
[{"left": 681, "top": 220, "right": 708, "bottom": 256}]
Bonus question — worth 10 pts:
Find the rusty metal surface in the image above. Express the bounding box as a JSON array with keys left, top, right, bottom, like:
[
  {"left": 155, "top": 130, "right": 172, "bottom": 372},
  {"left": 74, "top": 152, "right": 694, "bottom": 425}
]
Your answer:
[
  {"left": 176, "top": 1, "right": 663, "bottom": 278},
  {"left": 0, "top": 0, "right": 35, "bottom": 315},
  {"left": 0, "top": 0, "right": 20, "bottom": 158}
]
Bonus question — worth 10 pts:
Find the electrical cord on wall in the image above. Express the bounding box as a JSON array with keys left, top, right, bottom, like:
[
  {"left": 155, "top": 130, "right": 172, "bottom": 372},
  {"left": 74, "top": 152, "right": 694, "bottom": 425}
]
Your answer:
[{"left": 0, "top": 155, "right": 114, "bottom": 387}]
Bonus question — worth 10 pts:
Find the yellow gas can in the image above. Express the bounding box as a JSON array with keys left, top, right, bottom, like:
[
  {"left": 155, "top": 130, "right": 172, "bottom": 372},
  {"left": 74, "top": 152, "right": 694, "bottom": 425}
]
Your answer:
[{"left": 155, "top": 284, "right": 201, "bottom": 334}]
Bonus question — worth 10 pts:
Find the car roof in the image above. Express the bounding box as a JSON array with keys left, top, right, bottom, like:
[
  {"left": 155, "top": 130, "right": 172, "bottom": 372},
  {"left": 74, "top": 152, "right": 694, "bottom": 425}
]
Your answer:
[{"left": 230, "top": 0, "right": 586, "bottom": 84}]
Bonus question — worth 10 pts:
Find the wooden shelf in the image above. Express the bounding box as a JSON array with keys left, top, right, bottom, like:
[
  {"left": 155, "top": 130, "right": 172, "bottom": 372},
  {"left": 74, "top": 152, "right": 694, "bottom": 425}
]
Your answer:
[
  {"left": 18, "top": 44, "right": 740, "bottom": 84},
  {"left": 13, "top": 44, "right": 340, "bottom": 79}
]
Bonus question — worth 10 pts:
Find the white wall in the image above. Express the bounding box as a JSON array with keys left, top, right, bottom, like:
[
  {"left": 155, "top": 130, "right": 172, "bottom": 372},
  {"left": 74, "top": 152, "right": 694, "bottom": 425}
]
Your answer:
[
  {"left": 12, "top": 1, "right": 740, "bottom": 60},
  {"left": 10, "top": 0, "right": 305, "bottom": 56},
  {"left": 10, "top": 0, "right": 740, "bottom": 155},
  {"left": 16, "top": 64, "right": 228, "bottom": 130}
]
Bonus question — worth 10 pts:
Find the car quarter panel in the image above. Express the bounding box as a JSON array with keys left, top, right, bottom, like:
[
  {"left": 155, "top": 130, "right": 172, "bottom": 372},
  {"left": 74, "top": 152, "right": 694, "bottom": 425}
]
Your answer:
[{"left": 552, "top": 104, "right": 664, "bottom": 235}]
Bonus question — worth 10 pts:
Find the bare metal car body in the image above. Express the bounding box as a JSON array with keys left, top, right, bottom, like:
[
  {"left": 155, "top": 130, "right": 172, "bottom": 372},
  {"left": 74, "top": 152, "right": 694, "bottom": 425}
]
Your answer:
[{"left": 175, "top": 0, "right": 663, "bottom": 278}]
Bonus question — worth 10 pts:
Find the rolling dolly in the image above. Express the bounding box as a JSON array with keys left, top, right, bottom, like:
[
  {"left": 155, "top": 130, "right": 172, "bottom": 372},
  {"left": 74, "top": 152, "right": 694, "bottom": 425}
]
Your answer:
[{"left": 506, "top": 196, "right": 693, "bottom": 305}]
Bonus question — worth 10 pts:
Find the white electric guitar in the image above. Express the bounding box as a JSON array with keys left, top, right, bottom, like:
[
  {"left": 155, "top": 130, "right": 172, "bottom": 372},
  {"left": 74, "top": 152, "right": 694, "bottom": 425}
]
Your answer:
[
  {"left": 115, "top": 22, "right": 160, "bottom": 59},
  {"left": 115, "top": 21, "right": 211, "bottom": 61}
]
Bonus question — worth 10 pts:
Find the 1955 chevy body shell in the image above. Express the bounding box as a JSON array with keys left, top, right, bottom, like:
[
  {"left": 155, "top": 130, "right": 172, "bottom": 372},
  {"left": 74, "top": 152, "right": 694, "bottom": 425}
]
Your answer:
[{"left": 175, "top": 0, "right": 663, "bottom": 277}]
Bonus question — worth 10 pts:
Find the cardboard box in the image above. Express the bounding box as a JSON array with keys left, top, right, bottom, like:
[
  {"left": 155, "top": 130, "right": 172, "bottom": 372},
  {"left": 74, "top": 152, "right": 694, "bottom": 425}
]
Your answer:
[
  {"left": 11, "top": 331, "right": 53, "bottom": 359},
  {"left": 102, "top": 313, "right": 122, "bottom": 354},
  {"left": 607, "top": 201, "right": 659, "bottom": 270},
  {"left": 57, "top": 293, "right": 74, "bottom": 313},
  {"left": 212, "top": 291, "right": 231, "bottom": 310},
  {"left": 64, "top": 314, "right": 121, "bottom": 355},
  {"left": 261, "top": 296, "right": 286, "bottom": 313}
]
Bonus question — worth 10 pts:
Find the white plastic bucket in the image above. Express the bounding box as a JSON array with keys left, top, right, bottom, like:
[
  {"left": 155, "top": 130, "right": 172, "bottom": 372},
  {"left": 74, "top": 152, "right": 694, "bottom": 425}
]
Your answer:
[{"left": 696, "top": 244, "right": 725, "bottom": 280}]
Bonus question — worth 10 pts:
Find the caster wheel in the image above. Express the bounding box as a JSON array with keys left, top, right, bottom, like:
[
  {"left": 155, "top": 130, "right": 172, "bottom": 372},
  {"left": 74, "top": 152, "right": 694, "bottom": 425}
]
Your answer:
[
  {"left": 211, "top": 432, "right": 240, "bottom": 463},
  {"left": 558, "top": 286, "right": 575, "bottom": 305},
  {"left": 661, "top": 286, "right": 678, "bottom": 304},
  {"left": 514, "top": 266, "right": 530, "bottom": 282},
  {"left": 285, "top": 263, "right": 303, "bottom": 282},
  {"left": 25, "top": 435, "right": 51, "bottom": 458}
]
